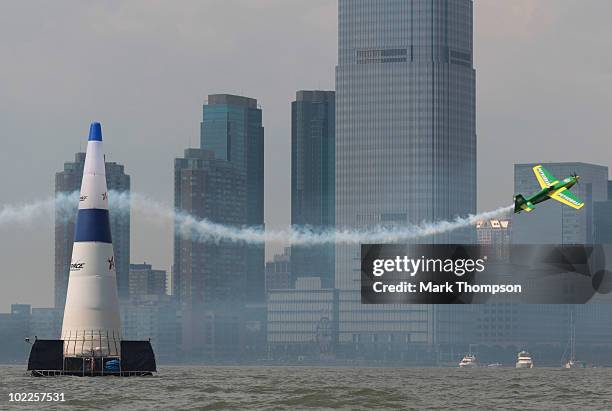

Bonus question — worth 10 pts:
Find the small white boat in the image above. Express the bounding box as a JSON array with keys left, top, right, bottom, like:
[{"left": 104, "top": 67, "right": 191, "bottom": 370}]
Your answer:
[
  {"left": 516, "top": 351, "right": 534, "bottom": 368},
  {"left": 459, "top": 354, "right": 478, "bottom": 368},
  {"left": 487, "top": 363, "right": 502, "bottom": 368},
  {"left": 564, "top": 360, "right": 585, "bottom": 369}
]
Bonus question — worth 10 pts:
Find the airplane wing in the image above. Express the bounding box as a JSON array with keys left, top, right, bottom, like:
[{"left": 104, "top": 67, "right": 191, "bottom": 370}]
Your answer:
[
  {"left": 532, "top": 165, "right": 558, "bottom": 189},
  {"left": 550, "top": 188, "right": 584, "bottom": 210}
]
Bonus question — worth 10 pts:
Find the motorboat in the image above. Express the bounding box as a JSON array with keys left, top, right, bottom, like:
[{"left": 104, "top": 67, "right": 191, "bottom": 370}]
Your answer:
[
  {"left": 459, "top": 354, "right": 478, "bottom": 368},
  {"left": 515, "top": 351, "right": 534, "bottom": 368}
]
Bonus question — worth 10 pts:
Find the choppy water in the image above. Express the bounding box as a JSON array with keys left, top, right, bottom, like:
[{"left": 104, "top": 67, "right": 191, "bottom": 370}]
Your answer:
[{"left": 1, "top": 365, "right": 611, "bottom": 410}]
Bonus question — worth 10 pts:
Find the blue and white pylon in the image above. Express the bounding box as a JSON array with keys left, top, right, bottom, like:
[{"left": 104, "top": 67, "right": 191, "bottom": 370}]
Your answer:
[{"left": 61, "top": 122, "right": 122, "bottom": 357}]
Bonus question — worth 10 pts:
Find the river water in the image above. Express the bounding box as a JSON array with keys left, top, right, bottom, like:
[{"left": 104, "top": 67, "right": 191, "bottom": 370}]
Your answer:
[{"left": 1, "top": 365, "right": 610, "bottom": 410}]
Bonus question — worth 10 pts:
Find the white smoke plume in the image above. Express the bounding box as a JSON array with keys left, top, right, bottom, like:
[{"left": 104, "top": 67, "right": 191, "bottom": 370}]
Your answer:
[
  {"left": 0, "top": 191, "right": 513, "bottom": 245},
  {"left": 0, "top": 192, "right": 78, "bottom": 227}
]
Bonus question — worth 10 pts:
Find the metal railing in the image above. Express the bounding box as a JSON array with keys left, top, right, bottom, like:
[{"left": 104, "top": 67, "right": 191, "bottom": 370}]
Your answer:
[{"left": 62, "top": 329, "right": 121, "bottom": 357}]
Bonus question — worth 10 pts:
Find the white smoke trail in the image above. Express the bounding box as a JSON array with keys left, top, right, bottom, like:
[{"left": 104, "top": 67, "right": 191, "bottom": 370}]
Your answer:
[
  {"left": 0, "top": 192, "right": 78, "bottom": 227},
  {"left": 0, "top": 191, "right": 512, "bottom": 245},
  {"left": 114, "top": 191, "right": 513, "bottom": 245}
]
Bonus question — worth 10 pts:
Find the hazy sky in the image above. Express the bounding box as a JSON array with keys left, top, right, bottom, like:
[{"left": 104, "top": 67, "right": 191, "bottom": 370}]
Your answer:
[{"left": 1, "top": 1, "right": 611, "bottom": 311}]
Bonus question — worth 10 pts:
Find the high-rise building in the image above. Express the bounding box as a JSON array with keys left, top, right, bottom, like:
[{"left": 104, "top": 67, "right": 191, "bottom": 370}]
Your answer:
[
  {"left": 173, "top": 148, "right": 248, "bottom": 358},
  {"left": 334, "top": 0, "right": 477, "bottom": 351},
  {"left": 173, "top": 148, "right": 247, "bottom": 306},
  {"left": 512, "top": 163, "right": 608, "bottom": 245},
  {"left": 291, "top": 91, "right": 336, "bottom": 288},
  {"left": 594, "top": 181, "right": 612, "bottom": 244},
  {"left": 55, "top": 152, "right": 130, "bottom": 307},
  {"left": 129, "top": 263, "right": 167, "bottom": 299},
  {"left": 200, "top": 94, "right": 265, "bottom": 303},
  {"left": 586, "top": 180, "right": 612, "bottom": 347}
]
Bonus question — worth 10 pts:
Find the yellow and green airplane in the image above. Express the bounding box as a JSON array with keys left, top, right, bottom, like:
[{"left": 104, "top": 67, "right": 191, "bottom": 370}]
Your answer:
[{"left": 514, "top": 165, "right": 584, "bottom": 214}]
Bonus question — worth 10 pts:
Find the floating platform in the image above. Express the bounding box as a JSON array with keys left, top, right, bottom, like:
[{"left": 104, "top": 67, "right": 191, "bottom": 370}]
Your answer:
[{"left": 27, "top": 339, "right": 156, "bottom": 377}]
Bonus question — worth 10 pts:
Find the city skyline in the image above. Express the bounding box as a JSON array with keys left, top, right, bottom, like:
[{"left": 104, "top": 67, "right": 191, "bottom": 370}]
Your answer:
[{"left": 2, "top": 0, "right": 612, "bottom": 310}]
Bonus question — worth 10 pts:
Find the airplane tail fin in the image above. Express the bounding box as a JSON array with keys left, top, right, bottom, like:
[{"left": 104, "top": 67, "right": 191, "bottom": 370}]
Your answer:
[{"left": 514, "top": 194, "right": 534, "bottom": 213}]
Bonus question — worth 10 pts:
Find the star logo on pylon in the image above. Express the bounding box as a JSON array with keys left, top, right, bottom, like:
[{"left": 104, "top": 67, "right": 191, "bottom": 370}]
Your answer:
[
  {"left": 108, "top": 256, "right": 114, "bottom": 270},
  {"left": 102, "top": 192, "right": 108, "bottom": 201}
]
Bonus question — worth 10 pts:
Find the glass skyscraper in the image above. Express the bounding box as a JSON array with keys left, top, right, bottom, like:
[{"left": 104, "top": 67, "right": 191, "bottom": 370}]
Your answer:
[
  {"left": 594, "top": 181, "right": 612, "bottom": 244},
  {"left": 201, "top": 94, "right": 265, "bottom": 303},
  {"left": 335, "top": 0, "right": 477, "bottom": 351},
  {"left": 291, "top": 90, "right": 336, "bottom": 289}
]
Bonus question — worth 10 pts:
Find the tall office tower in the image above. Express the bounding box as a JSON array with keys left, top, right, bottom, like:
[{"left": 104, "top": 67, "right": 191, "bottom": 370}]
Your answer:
[
  {"left": 173, "top": 148, "right": 247, "bottom": 357},
  {"left": 291, "top": 90, "right": 336, "bottom": 288},
  {"left": 580, "top": 180, "right": 612, "bottom": 350},
  {"left": 200, "top": 94, "right": 265, "bottom": 303},
  {"left": 173, "top": 148, "right": 247, "bottom": 305},
  {"left": 55, "top": 152, "right": 130, "bottom": 308},
  {"left": 334, "top": 0, "right": 476, "bottom": 352},
  {"left": 512, "top": 163, "right": 608, "bottom": 245},
  {"left": 594, "top": 181, "right": 612, "bottom": 244}
]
